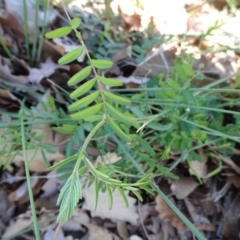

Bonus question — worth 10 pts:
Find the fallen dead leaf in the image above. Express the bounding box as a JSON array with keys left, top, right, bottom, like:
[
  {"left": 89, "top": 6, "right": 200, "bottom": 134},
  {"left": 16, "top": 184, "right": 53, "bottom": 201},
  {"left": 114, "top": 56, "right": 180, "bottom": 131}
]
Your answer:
[
  {"left": 155, "top": 195, "right": 186, "bottom": 230},
  {"left": 95, "top": 152, "right": 122, "bottom": 167},
  {"left": 43, "top": 228, "right": 73, "bottom": 240},
  {"left": 11, "top": 149, "right": 64, "bottom": 172},
  {"left": 2, "top": 213, "right": 32, "bottom": 238},
  {"left": 83, "top": 185, "right": 139, "bottom": 225},
  {"left": 116, "top": 221, "right": 129, "bottom": 239},
  {"left": 0, "top": 89, "right": 21, "bottom": 110},
  {"left": 170, "top": 177, "right": 199, "bottom": 200},
  {"left": 184, "top": 198, "right": 215, "bottom": 231},
  {"left": 189, "top": 149, "right": 208, "bottom": 178},
  {"left": 5, "top": 0, "right": 57, "bottom": 27}
]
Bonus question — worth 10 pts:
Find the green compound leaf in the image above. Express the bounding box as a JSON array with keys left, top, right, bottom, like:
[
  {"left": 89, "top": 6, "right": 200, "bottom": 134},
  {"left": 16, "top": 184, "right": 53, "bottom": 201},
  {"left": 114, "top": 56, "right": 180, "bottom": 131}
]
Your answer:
[
  {"left": 70, "top": 17, "right": 81, "bottom": 29},
  {"left": 68, "top": 91, "right": 99, "bottom": 111},
  {"left": 70, "top": 78, "right": 97, "bottom": 99},
  {"left": 107, "top": 116, "right": 132, "bottom": 142},
  {"left": 106, "top": 184, "right": 113, "bottom": 209},
  {"left": 45, "top": 26, "right": 72, "bottom": 39},
  {"left": 98, "top": 76, "right": 123, "bottom": 86},
  {"left": 117, "top": 187, "right": 129, "bottom": 207},
  {"left": 68, "top": 66, "right": 92, "bottom": 86},
  {"left": 91, "top": 59, "right": 113, "bottom": 69},
  {"left": 103, "top": 91, "right": 131, "bottom": 105},
  {"left": 56, "top": 172, "right": 81, "bottom": 224},
  {"left": 70, "top": 103, "right": 103, "bottom": 120},
  {"left": 105, "top": 102, "right": 135, "bottom": 126},
  {"left": 58, "top": 47, "right": 84, "bottom": 65}
]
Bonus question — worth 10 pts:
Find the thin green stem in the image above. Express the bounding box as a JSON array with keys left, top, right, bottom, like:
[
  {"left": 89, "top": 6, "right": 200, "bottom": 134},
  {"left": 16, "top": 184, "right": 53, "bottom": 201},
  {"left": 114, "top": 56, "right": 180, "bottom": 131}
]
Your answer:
[
  {"left": 22, "top": 0, "right": 31, "bottom": 64},
  {"left": 19, "top": 109, "right": 41, "bottom": 240},
  {"left": 75, "top": 118, "right": 106, "bottom": 170},
  {"left": 0, "top": 37, "right": 15, "bottom": 61},
  {"left": 36, "top": 0, "right": 50, "bottom": 64},
  {"left": 31, "top": 0, "right": 40, "bottom": 65}
]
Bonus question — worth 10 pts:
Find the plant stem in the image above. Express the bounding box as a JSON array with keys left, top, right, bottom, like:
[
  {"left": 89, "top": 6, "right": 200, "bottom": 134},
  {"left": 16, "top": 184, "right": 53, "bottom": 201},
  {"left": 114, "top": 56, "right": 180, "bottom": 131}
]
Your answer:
[
  {"left": 22, "top": 0, "right": 31, "bottom": 64},
  {"left": 75, "top": 118, "right": 106, "bottom": 169},
  {"left": 19, "top": 109, "right": 41, "bottom": 240}
]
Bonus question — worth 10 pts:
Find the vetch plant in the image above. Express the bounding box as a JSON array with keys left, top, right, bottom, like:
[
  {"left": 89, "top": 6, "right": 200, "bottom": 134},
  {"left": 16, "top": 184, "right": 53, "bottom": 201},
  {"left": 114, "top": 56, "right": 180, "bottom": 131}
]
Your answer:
[{"left": 44, "top": 5, "right": 207, "bottom": 239}]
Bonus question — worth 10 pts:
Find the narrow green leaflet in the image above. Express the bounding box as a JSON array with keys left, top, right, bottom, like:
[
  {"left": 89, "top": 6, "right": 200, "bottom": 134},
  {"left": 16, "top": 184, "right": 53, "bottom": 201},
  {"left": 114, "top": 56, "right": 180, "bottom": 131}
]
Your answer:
[
  {"left": 45, "top": 26, "right": 72, "bottom": 39},
  {"left": 107, "top": 116, "right": 132, "bottom": 142},
  {"left": 70, "top": 103, "right": 103, "bottom": 120},
  {"left": 148, "top": 122, "right": 174, "bottom": 131},
  {"left": 98, "top": 76, "right": 123, "bottom": 86},
  {"left": 91, "top": 59, "right": 113, "bottom": 69},
  {"left": 52, "top": 124, "right": 77, "bottom": 134},
  {"left": 106, "top": 184, "right": 113, "bottom": 209},
  {"left": 117, "top": 187, "right": 129, "bottom": 207},
  {"left": 56, "top": 172, "right": 81, "bottom": 224},
  {"left": 130, "top": 189, "right": 143, "bottom": 202},
  {"left": 84, "top": 115, "right": 102, "bottom": 122},
  {"left": 68, "top": 66, "right": 92, "bottom": 86},
  {"left": 70, "top": 17, "right": 81, "bottom": 29},
  {"left": 84, "top": 157, "right": 98, "bottom": 176},
  {"left": 78, "top": 166, "right": 86, "bottom": 175},
  {"left": 58, "top": 47, "right": 84, "bottom": 65},
  {"left": 103, "top": 91, "right": 131, "bottom": 105},
  {"left": 93, "top": 178, "right": 100, "bottom": 210},
  {"left": 68, "top": 91, "right": 99, "bottom": 111},
  {"left": 48, "top": 154, "right": 79, "bottom": 171},
  {"left": 105, "top": 102, "right": 134, "bottom": 126},
  {"left": 70, "top": 78, "right": 96, "bottom": 99}
]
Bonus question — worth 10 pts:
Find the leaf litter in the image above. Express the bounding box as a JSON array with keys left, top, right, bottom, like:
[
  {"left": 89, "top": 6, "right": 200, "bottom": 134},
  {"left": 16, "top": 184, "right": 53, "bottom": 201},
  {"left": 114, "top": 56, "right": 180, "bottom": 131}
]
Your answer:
[{"left": 1, "top": 0, "right": 240, "bottom": 239}]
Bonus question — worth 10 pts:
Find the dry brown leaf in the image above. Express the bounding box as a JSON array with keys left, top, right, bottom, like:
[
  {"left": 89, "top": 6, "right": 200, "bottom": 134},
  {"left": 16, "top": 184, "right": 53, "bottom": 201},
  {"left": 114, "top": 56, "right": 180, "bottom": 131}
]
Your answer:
[
  {"left": 0, "top": 89, "right": 20, "bottom": 105},
  {"left": 116, "top": 221, "right": 129, "bottom": 239},
  {"left": 12, "top": 149, "right": 64, "bottom": 172},
  {"left": 82, "top": 185, "right": 139, "bottom": 225},
  {"left": 88, "top": 223, "right": 120, "bottom": 240},
  {"left": 43, "top": 228, "right": 70, "bottom": 240},
  {"left": 184, "top": 198, "right": 215, "bottom": 231},
  {"left": 95, "top": 152, "right": 122, "bottom": 166},
  {"left": 0, "top": 11, "right": 25, "bottom": 44},
  {"left": 155, "top": 195, "right": 186, "bottom": 230},
  {"left": 189, "top": 149, "right": 208, "bottom": 178},
  {"left": 28, "top": 58, "right": 69, "bottom": 84},
  {"left": 170, "top": 177, "right": 199, "bottom": 200},
  {"left": 0, "top": 56, "right": 29, "bottom": 84},
  {"left": 5, "top": 0, "right": 57, "bottom": 27},
  {"left": 2, "top": 213, "right": 32, "bottom": 238}
]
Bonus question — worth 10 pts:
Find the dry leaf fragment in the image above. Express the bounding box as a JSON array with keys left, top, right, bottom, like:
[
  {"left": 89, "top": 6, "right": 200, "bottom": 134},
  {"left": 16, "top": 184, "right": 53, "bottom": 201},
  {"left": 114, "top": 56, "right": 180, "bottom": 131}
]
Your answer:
[
  {"left": 88, "top": 223, "right": 120, "bottom": 240},
  {"left": 2, "top": 217, "right": 32, "bottom": 238},
  {"left": 95, "top": 152, "right": 122, "bottom": 166},
  {"left": 83, "top": 185, "right": 139, "bottom": 225},
  {"left": 189, "top": 149, "right": 208, "bottom": 178},
  {"left": 170, "top": 177, "right": 199, "bottom": 200},
  {"left": 11, "top": 149, "right": 64, "bottom": 172},
  {"left": 184, "top": 198, "right": 215, "bottom": 231},
  {"left": 155, "top": 195, "right": 186, "bottom": 230}
]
